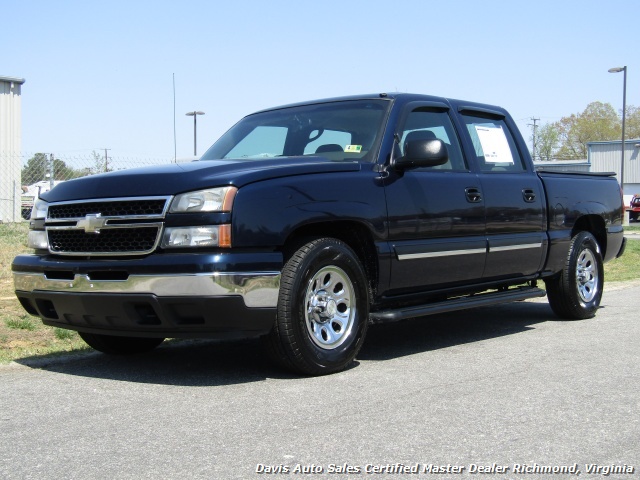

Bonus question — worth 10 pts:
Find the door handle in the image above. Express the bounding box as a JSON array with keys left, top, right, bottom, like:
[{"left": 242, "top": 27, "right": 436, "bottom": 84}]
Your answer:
[
  {"left": 465, "top": 187, "right": 482, "bottom": 203},
  {"left": 522, "top": 189, "right": 536, "bottom": 203}
]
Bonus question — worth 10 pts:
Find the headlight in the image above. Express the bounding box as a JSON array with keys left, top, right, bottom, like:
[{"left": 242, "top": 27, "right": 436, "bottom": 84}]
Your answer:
[
  {"left": 31, "top": 198, "right": 49, "bottom": 219},
  {"left": 28, "top": 198, "right": 49, "bottom": 249},
  {"left": 27, "top": 230, "right": 49, "bottom": 250},
  {"left": 161, "top": 225, "right": 232, "bottom": 248},
  {"left": 170, "top": 187, "right": 237, "bottom": 213}
]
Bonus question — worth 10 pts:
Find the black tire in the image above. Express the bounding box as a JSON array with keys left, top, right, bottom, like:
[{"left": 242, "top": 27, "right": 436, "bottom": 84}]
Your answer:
[
  {"left": 545, "top": 231, "right": 603, "bottom": 320},
  {"left": 78, "top": 332, "right": 164, "bottom": 354},
  {"left": 264, "top": 238, "right": 369, "bottom": 375}
]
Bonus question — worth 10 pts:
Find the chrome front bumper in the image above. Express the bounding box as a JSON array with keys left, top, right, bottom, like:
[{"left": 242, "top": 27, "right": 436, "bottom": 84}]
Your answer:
[{"left": 13, "top": 271, "right": 280, "bottom": 308}]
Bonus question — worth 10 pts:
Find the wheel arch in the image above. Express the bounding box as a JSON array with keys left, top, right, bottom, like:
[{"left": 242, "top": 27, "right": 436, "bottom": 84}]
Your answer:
[
  {"left": 572, "top": 214, "right": 606, "bottom": 257},
  {"left": 281, "top": 220, "right": 379, "bottom": 298}
]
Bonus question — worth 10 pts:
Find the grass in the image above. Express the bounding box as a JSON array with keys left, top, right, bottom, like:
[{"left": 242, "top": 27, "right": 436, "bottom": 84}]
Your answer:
[
  {"left": 0, "top": 222, "right": 639, "bottom": 365},
  {"left": 0, "top": 222, "right": 87, "bottom": 363},
  {"left": 5, "top": 315, "right": 37, "bottom": 331},
  {"left": 54, "top": 328, "right": 76, "bottom": 340},
  {"left": 603, "top": 228, "right": 640, "bottom": 281}
]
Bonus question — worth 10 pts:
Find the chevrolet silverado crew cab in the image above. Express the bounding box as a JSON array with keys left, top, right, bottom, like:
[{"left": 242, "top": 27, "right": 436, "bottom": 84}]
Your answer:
[{"left": 13, "top": 93, "right": 626, "bottom": 375}]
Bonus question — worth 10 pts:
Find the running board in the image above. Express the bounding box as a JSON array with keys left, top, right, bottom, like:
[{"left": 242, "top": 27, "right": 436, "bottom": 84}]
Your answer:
[{"left": 369, "top": 287, "right": 546, "bottom": 323}]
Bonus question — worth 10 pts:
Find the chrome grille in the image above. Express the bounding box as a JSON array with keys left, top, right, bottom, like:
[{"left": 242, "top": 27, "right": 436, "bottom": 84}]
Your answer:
[
  {"left": 48, "top": 199, "right": 167, "bottom": 219},
  {"left": 45, "top": 197, "right": 170, "bottom": 256}
]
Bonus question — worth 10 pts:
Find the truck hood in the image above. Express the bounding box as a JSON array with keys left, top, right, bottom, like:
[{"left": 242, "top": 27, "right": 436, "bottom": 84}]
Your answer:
[{"left": 41, "top": 157, "right": 362, "bottom": 202}]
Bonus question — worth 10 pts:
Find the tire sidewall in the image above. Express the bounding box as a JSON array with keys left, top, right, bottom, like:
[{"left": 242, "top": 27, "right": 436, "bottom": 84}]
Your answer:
[
  {"left": 283, "top": 239, "right": 369, "bottom": 372},
  {"left": 567, "top": 232, "right": 604, "bottom": 315}
]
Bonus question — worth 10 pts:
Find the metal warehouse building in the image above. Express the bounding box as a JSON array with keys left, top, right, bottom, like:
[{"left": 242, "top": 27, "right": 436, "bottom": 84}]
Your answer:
[
  {"left": 533, "top": 159, "right": 591, "bottom": 173},
  {"left": 0, "top": 75, "right": 25, "bottom": 223},
  {"left": 588, "top": 139, "right": 640, "bottom": 203}
]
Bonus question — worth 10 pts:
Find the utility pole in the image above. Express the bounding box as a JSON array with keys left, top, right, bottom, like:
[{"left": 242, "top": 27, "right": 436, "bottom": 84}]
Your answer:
[
  {"left": 528, "top": 117, "right": 540, "bottom": 161},
  {"left": 103, "top": 148, "right": 111, "bottom": 172},
  {"left": 49, "top": 154, "right": 55, "bottom": 189}
]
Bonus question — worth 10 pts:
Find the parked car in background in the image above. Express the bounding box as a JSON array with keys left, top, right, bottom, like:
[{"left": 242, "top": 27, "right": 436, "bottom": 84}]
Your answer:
[
  {"left": 21, "top": 180, "right": 63, "bottom": 220},
  {"left": 629, "top": 194, "right": 640, "bottom": 221}
]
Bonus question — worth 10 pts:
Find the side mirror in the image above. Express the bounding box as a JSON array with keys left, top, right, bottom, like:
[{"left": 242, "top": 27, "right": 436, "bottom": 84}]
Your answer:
[{"left": 395, "top": 139, "right": 449, "bottom": 170}]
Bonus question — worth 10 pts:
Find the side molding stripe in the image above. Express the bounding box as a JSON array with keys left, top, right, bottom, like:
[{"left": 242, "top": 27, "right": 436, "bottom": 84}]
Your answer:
[{"left": 396, "top": 242, "right": 542, "bottom": 261}]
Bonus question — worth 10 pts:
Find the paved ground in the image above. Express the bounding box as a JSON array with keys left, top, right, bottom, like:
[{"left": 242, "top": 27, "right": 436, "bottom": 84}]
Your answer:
[{"left": 1, "top": 282, "right": 639, "bottom": 480}]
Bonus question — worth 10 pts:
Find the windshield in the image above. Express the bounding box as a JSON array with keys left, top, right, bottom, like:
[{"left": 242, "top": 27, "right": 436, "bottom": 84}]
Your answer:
[{"left": 201, "top": 99, "right": 390, "bottom": 163}]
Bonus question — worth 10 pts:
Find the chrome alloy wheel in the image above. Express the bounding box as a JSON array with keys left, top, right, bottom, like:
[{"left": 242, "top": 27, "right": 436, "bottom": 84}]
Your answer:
[
  {"left": 305, "top": 265, "right": 356, "bottom": 350},
  {"left": 576, "top": 247, "right": 598, "bottom": 303}
]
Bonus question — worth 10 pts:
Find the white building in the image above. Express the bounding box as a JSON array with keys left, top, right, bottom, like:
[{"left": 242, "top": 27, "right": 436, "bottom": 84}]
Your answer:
[
  {"left": 533, "top": 159, "right": 590, "bottom": 173},
  {"left": 588, "top": 139, "right": 640, "bottom": 205},
  {"left": 0, "top": 75, "right": 25, "bottom": 222}
]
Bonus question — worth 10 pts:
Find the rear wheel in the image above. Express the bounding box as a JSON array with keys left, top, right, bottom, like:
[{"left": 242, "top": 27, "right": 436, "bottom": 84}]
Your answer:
[
  {"left": 265, "top": 238, "right": 369, "bottom": 375},
  {"left": 79, "top": 332, "right": 164, "bottom": 354},
  {"left": 545, "top": 231, "right": 603, "bottom": 320}
]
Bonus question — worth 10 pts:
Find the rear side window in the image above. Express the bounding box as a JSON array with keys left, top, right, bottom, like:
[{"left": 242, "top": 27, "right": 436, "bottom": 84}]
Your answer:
[{"left": 461, "top": 115, "right": 525, "bottom": 172}]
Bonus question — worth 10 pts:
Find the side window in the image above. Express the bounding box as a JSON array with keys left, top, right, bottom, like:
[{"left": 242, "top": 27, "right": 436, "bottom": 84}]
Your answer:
[
  {"left": 461, "top": 115, "right": 525, "bottom": 172},
  {"left": 399, "top": 109, "right": 467, "bottom": 171}
]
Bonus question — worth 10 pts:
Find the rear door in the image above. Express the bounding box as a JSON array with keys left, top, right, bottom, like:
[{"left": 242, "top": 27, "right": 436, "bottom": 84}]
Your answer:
[
  {"left": 384, "top": 103, "right": 486, "bottom": 292},
  {"left": 458, "top": 110, "right": 546, "bottom": 280}
]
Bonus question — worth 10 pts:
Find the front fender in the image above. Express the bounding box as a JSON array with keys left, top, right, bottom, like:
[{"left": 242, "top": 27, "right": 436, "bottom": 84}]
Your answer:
[{"left": 231, "top": 168, "right": 387, "bottom": 248}]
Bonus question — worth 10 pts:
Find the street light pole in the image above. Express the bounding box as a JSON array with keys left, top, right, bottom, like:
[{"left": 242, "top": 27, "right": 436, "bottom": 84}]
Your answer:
[
  {"left": 185, "top": 111, "right": 205, "bottom": 156},
  {"left": 608, "top": 66, "right": 627, "bottom": 193}
]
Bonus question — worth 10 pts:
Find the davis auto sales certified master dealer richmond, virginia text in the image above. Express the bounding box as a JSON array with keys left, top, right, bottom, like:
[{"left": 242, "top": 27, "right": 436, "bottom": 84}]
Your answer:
[{"left": 254, "top": 462, "right": 635, "bottom": 475}]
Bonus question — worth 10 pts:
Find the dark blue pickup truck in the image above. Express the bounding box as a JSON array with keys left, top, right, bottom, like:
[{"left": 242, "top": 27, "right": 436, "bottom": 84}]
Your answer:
[{"left": 13, "top": 93, "right": 626, "bottom": 375}]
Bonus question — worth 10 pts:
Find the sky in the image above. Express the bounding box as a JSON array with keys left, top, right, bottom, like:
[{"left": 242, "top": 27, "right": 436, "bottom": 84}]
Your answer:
[{"left": 2, "top": 0, "right": 639, "bottom": 163}]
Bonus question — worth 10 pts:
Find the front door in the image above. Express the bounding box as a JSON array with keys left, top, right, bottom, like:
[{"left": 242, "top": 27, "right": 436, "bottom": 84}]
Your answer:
[{"left": 384, "top": 104, "right": 486, "bottom": 293}]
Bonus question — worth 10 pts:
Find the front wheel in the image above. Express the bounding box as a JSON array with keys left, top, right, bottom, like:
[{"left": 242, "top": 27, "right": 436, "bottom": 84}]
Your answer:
[
  {"left": 545, "top": 231, "right": 603, "bottom": 320},
  {"left": 79, "top": 332, "right": 164, "bottom": 354},
  {"left": 265, "top": 238, "right": 370, "bottom": 375}
]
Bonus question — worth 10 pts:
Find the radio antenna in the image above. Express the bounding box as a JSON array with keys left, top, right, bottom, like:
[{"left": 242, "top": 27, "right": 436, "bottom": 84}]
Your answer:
[{"left": 173, "top": 73, "right": 177, "bottom": 162}]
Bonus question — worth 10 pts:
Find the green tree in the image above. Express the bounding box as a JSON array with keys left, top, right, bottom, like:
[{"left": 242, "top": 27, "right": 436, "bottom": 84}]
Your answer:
[
  {"left": 21, "top": 153, "right": 86, "bottom": 185},
  {"left": 535, "top": 123, "right": 561, "bottom": 161},
  {"left": 21, "top": 153, "right": 49, "bottom": 184},
  {"left": 53, "top": 158, "right": 83, "bottom": 180},
  {"left": 554, "top": 102, "right": 621, "bottom": 160},
  {"left": 625, "top": 105, "right": 640, "bottom": 140},
  {"left": 91, "top": 150, "right": 112, "bottom": 174}
]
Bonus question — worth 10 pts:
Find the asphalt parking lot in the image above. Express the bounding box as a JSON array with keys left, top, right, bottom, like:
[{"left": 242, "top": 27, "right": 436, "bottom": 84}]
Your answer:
[{"left": 1, "top": 282, "right": 639, "bottom": 480}]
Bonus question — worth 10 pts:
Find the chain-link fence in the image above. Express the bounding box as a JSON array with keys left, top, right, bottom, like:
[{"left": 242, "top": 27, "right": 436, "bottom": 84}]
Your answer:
[{"left": 0, "top": 151, "right": 179, "bottom": 223}]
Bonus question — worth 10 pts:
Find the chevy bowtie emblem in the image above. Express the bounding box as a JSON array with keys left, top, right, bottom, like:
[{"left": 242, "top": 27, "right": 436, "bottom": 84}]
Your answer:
[{"left": 77, "top": 213, "right": 107, "bottom": 234}]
